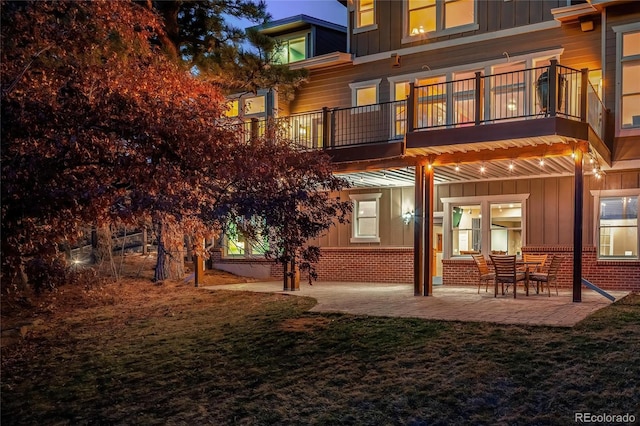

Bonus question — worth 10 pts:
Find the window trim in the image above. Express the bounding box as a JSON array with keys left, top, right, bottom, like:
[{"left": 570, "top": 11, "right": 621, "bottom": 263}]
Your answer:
[
  {"left": 273, "top": 30, "right": 311, "bottom": 64},
  {"left": 402, "top": 0, "right": 479, "bottom": 44},
  {"left": 354, "top": 0, "right": 378, "bottom": 34},
  {"left": 441, "top": 194, "right": 529, "bottom": 259},
  {"left": 590, "top": 189, "right": 640, "bottom": 260},
  {"left": 613, "top": 22, "right": 640, "bottom": 136},
  {"left": 350, "top": 193, "right": 382, "bottom": 243},
  {"left": 349, "top": 78, "right": 382, "bottom": 112}
]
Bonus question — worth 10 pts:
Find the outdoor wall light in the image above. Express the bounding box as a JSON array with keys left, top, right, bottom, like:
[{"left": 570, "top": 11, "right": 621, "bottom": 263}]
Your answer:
[{"left": 403, "top": 210, "right": 414, "bottom": 225}]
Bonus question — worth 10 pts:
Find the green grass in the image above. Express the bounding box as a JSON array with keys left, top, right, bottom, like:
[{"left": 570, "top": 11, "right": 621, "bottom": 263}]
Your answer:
[{"left": 2, "top": 284, "right": 639, "bottom": 425}]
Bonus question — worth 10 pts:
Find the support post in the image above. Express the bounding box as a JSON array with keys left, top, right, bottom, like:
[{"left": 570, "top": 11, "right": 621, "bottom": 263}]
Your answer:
[
  {"left": 580, "top": 68, "right": 589, "bottom": 123},
  {"left": 474, "top": 71, "right": 482, "bottom": 125},
  {"left": 322, "top": 106, "right": 329, "bottom": 149},
  {"left": 573, "top": 149, "right": 583, "bottom": 302},
  {"left": 423, "top": 164, "right": 434, "bottom": 296},
  {"left": 407, "top": 83, "right": 416, "bottom": 132},
  {"left": 414, "top": 165, "right": 425, "bottom": 296},
  {"left": 141, "top": 227, "right": 148, "bottom": 255},
  {"left": 548, "top": 59, "right": 558, "bottom": 117},
  {"left": 194, "top": 255, "right": 203, "bottom": 287}
]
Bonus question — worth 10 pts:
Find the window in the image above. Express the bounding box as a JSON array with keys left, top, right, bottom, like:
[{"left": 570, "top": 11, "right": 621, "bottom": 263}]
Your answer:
[
  {"left": 490, "top": 61, "right": 526, "bottom": 120},
  {"left": 393, "top": 81, "right": 410, "bottom": 137},
  {"left": 621, "top": 31, "right": 640, "bottom": 128},
  {"left": 350, "top": 193, "right": 382, "bottom": 243},
  {"left": 406, "top": 0, "right": 475, "bottom": 39},
  {"left": 349, "top": 79, "right": 381, "bottom": 109},
  {"left": 443, "top": 194, "right": 528, "bottom": 257},
  {"left": 490, "top": 203, "right": 522, "bottom": 255},
  {"left": 452, "top": 204, "right": 481, "bottom": 255},
  {"left": 416, "top": 75, "right": 446, "bottom": 127},
  {"left": 274, "top": 36, "right": 307, "bottom": 64},
  {"left": 224, "top": 221, "right": 270, "bottom": 257},
  {"left": 592, "top": 190, "right": 639, "bottom": 259},
  {"left": 244, "top": 95, "right": 265, "bottom": 115},
  {"left": 356, "top": 0, "right": 376, "bottom": 31},
  {"left": 225, "top": 99, "right": 239, "bottom": 117}
]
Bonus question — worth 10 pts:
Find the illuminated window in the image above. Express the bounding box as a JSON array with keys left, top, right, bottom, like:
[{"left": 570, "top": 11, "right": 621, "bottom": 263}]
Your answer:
[
  {"left": 621, "top": 31, "right": 640, "bottom": 128},
  {"left": 274, "top": 36, "right": 307, "bottom": 64},
  {"left": 350, "top": 193, "right": 381, "bottom": 243},
  {"left": 407, "top": 0, "right": 475, "bottom": 37},
  {"left": 393, "top": 81, "right": 410, "bottom": 137},
  {"left": 490, "top": 203, "right": 522, "bottom": 256},
  {"left": 225, "top": 221, "right": 269, "bottom": 257},
  {"left": 349, "top": 79, "right": 381, "bottom": 109},
  {"left": 416, "top": 75, "right": 446, "bottom": 128},
  {"left": 244, "top": 95, "right": 265, "bottom": 115},
  {"left": 357, "top": 0, "right": 375, "bottom": 29},
  {"left": 596, "top": 194, "right": 639, "bottom": 259},
  {"left": 444, "top": 194, "right": 529, "bottom": 257},
  {"left": 452, "top": 205, "right": 481, "bottom": 255},
  {"left": 224, "top": 99, "right": 239, "bottom": 117}
]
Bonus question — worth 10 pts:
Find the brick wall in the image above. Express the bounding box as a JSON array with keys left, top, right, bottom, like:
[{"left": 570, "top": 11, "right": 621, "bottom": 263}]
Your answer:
[{"left": 211, "top": 246, "right": 639, "bottom": 291}]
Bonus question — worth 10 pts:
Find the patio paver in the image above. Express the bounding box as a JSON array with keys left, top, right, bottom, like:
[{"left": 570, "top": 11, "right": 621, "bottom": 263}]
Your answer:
[{"left": 202, "top": 281, "right": 629, "bottom": 327}]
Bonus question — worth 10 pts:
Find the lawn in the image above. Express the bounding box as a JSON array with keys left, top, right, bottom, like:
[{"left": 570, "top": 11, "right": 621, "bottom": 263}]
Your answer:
[{"left": 2, "top": 258, "right": 639, "bottom": 425}]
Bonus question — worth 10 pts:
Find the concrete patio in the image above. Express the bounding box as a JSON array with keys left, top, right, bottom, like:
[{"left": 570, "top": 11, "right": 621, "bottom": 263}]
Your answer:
[{"left": 202, "top": 281, "right": 630, "bottom": 327}]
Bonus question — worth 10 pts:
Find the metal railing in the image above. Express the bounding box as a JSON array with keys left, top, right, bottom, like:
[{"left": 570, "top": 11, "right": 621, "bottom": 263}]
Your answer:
[{"left": 218, "top": 61, "right": 605, "bottom": 149}]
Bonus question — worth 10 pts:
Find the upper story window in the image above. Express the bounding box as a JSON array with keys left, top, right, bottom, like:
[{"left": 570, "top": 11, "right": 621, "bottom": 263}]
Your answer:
[
  {"left": 621, "top": 30, "right": 640, "bottom": 129},
  {"left": 244, "top": 95, "right": 266, "bottom": 115},
  {"left": 405, "top": 0, "right": 476, "bottom": 41},
  {"left": 273, "top": 35, "right": 307, "bottom": 64},
  {"left": 613, "top": 22, "right": 640, "bottom": 133},
  {"left": 355, "top": 0, "right": 377, "bottom": 33},
  {"left": 224, "top": 99, "right": 239, "bottom": 118},
  {"left": 349, "top": 79, "right": 382, "bottom": 110}
]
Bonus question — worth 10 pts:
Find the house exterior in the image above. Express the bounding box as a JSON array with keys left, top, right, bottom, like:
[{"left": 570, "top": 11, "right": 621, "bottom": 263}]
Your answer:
[{"left": 213, "top": 0, "right": 640, "bottom": 298}]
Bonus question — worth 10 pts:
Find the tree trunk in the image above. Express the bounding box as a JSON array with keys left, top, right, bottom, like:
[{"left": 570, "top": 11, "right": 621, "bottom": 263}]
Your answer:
[{"left": 153, "top": 215, "right": 185, "bottom": 282}]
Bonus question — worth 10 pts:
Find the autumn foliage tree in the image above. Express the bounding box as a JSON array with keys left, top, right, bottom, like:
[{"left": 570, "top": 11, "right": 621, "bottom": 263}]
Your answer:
[{"left": 1, "top": 0, "right": 349, "bottom": 291}]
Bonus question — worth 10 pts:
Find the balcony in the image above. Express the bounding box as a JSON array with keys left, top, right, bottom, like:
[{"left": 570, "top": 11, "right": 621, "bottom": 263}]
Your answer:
[{"left": 224, "top": 60, "right": 609, "bottom": 178}]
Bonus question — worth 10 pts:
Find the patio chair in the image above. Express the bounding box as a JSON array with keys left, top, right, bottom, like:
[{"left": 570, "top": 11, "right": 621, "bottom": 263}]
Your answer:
[
  {"left": 522, "top": 253, "right": 548, "bottom": 293},
  {"left": 472, "top": 254, "right": 495, "bottom": 294},
  {"left": 490, "top": 254, "right": 528, "bottom": 298},
  {"left": 529, "top": 255, "right": 562, "bottom": 297}
]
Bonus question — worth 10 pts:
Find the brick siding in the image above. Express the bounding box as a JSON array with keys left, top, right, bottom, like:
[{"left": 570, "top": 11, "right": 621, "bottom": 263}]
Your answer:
[{"left": 211, "top": 246, "right": 639, "bottom": 291}]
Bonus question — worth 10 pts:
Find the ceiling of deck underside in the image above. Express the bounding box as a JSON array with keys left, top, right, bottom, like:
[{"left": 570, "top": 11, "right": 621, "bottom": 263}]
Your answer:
[{"left": 339, "top": 156, "right": 583, "bottom": 187}]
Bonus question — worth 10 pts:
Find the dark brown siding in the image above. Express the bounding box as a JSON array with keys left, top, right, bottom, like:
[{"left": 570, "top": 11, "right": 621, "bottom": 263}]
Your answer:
[
  {"left": 350, "top": 0, "right": 567, "bottom": 56},
  {"left": 315, "top": 27, "right": 347, "bottom": 56}
]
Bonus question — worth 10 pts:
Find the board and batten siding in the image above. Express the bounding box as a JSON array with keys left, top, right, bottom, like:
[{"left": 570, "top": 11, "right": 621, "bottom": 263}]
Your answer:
[
  {"left": 287, "top": 25, "right": 600, "bottom": 114},
  {"left": 349, "top": 0, "right": 568, "bottom": 57},
  {"left": 312, "top": 171, "right": 639, "bottom": 250}
]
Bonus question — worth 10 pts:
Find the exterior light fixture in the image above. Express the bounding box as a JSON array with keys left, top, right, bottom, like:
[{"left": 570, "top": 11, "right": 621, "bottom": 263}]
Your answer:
[
  {"left": 539, "top": 158, "right": 545, "bottom": 167},
  {"left": 403, "top": 210, "right": 414, "bottom": 225},
  {"left": 480, "top": 164, "right": 486, "bottom": 173},
  {"left": 509, "top": 162, "right": 514, "bottom": 171}
]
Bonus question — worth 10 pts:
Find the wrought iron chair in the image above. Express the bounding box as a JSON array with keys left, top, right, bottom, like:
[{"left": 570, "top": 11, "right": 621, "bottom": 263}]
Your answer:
[
  {"left": 472, "top": 254, "right": 495, "bottom": 294},
  {"left": 529, "top": 255, "right": 562, "bottom": 297},
  {"left": 490, "top": 254, "right": 528, "bottom": 298},
  {"left": 522, "top": 253, "right": 548, "bottom": 293}
]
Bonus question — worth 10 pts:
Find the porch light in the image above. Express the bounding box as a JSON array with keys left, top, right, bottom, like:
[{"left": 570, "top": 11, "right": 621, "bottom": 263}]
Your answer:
[
  {"left": 480, "top": 164, "right": 486, "bottom": 173},
  {"left": 508, "top": 162, "right": 514, "bottom": 171},
  {"left": 507, "top": 100, "right": 517, "bottom": 111},
  {"left": 539, "top": 158, "right": 545, "bottom": 167},
  {"left": 403, "top": 210, "right": 414, "bottom": 225},
  {"left": 455, "top": 164, "right": 460, "bottom": 172}
]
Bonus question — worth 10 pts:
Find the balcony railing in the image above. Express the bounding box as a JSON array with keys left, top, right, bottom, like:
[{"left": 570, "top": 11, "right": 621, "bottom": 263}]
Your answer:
[{"left": 222, "top": 60, "right": 605, "bottom": 149}]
